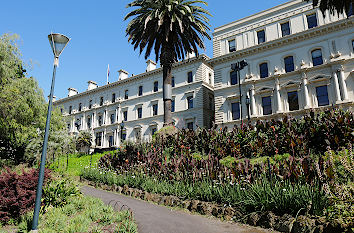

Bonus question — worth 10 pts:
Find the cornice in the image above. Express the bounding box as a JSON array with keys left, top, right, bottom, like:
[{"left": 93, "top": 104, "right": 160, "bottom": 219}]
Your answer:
[
  {"left": 54, "top": 54, "right": 210, "bottom": 105},
  {"left": 209, "top": 17, "right": 354, "bottom": 67}
]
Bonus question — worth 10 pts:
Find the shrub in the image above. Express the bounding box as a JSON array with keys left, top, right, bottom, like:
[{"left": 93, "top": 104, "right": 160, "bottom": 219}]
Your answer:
[
  {"left": 42, "top": 177, "right": 81, "bottom": 209},
  {"left": 0, "top": 167, "right": 51, "bottom": 223},
  {"left": 18, "top": 195, "right": 137, "bottom": 233}
]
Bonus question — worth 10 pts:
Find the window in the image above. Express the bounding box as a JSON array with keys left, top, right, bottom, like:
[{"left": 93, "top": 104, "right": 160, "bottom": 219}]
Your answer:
[
  {"left": 307, "top": 13, "right": 318, "bottom": 29},
  {"left": 284, "top": 56, "right": 294, "bottom": 73},
  {"left": 112, "top": 93, "right": 116, "bottom": 103},
  {"left": 87, "top": 117, "right": 91, "bottom": 129},
  {"left": 187, "top": 96, "right": 193, "bottom": 109},
  {"left": 311, "top": 49, "right": 323, "bottom": 66},
  {"left": 98, "top": 115, "right": 103, "bottom": 126},
  {"left": 187, "top": 122, "right": 194, "bottom": 130},
  {"left": 228, "top": 40, "right": 236, "bottom": 52},
  {"left": 208, "top": 73, "right": 212, "bottom": 84},
  {"left": 257, "top": 30, "right": 266, "bottom": 44},
  {"left": 78, "top": 103, "right": 82, "bottom": 112},
  {"left": 89, "top": 100, "right": 92, "bottom": 109},
  {"left": 352, "top": 40, "right": 354, "bottom": 52},
  {"left": 230, "top": 70, "right": 238, "bottom": 85},
  {"left": 154, "top": 81, "right": 158, "bottom": 92},
  {"left": 153, "top": 104, "right": 158, "bottom": 116},
  {"left": 69, "top": 106, "right": 72, "bottom": 114},
  {"left": 171, "top": 99, "right": 175, "bottom": 112},
  {"left": 110, "top": 114, "right": 115, "bottom": 124},
  {"left": 231, "top": 102, "right": 240, "bottom": 120},
  {"left": 171, "top": 77, "right": 175, "bottom": 87},
  {"left": 348, "top": 3, "right": 353, "bottom": 17},
  {"left": 100, "top": 97, "right": 104, "bottom": 106},
  {"left": 281, "top": 22, "right": 290, "bottom": 37},
  {"left": 124, "top": 90, "right": 129, "bottom": 100},
  {"left": 109, "top": 135, "right": 114, "bottom": 147},
  {"left": 287, "top": 91, "right": 299, "bottom": 111},
  {"left": 187, "top": 71, "right": 193, "bottom": 83},
  {"left": 259, "top": 63, "right": 269, "bottom": 78},
  {"left": 262, "top": 96, "right": 272, "bottom": 115},
  {"left": 151, "top": 127, "right": 157, "bottom": 136},
  {"left": 95, "top": 132, "right": 102, "bottom": 147},
  {"left": 123, "top": 110, "right": 128, "bottom": 121},
  {"left": 138, "top": 86, "right": 143, "bottom": 96},
  {"left": 316, "top": 85, "right": 329, "bottom": 106},
  {"left": 137, "top": 107, "right": 142, "bottom": 119}
]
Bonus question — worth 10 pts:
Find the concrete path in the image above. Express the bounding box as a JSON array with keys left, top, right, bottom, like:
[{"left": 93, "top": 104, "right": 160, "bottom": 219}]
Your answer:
[{"left": 82, "top": 186, "right": 274, "bottom": 233}]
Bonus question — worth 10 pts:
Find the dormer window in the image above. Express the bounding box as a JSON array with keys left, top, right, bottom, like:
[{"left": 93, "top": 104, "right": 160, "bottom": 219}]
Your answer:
[
  {"left": 307, "top": 13, "right": 318, "bottom": 29},
  {"left": 257, "top": 30, "right": 266, "bottom": 44},
  {"left": 228, "top": 40, "right": 236, "bottom": 52},
  {"left": 281, "top": 22, "right": 290, "bottom": 37}
]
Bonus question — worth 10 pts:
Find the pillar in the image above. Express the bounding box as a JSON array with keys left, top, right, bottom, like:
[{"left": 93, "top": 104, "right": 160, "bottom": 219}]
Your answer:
[
  {"left": 302, "top": 72, "right": 310, "bottom": 109},
  {"left": 332, "top": 70, "right": 341, "bottom": 103},
  {"left": 275, "top": 78, "right": 282, "bottom": 113},
  {"left": 338, "top": 66, "right": 349, "bottom": 101},
  {"left": 250, "top": 85, "right": 257, "bottom": 116}
]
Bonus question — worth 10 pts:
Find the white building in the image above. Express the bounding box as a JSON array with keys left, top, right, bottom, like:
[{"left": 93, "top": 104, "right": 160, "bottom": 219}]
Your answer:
[
  {"left": 209, "top": 0, "right": 354, "bottom": 128},
  {"left": 55, "top": 0, "right": 354, "bottom": 149},
  {"left": 54, "top": 56, "right": 214, "bottom": 148}
]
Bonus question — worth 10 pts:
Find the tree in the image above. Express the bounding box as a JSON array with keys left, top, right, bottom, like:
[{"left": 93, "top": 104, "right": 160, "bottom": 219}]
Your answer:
[
  {"left": 306, "top": 0, "right": 353, "bottom": 17},
  {"left": 0, "top": 33, "right": 66, "bottom": 165},
  {"left": 125, "top": 0, "right": 211, "bottom": 125},
  {"left": 75, "top": 131, "right": 92, "bottom": 154}
]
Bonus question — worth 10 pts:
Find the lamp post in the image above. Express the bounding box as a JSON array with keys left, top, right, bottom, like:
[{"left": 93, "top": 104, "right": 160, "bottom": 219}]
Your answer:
[
  {"left": 231, "top": 60, "right": 248, "bottom": 124},
  {"left": 31, "top": 33, "right": 70, "bottom": 231}
]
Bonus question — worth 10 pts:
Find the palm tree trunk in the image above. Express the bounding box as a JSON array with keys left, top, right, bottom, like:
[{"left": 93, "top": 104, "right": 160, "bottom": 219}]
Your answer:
[
  {"left": 161, "top": 45, "right": 174, "bottom": 126},
  {"left": 162, "top": 64, "right": 172, "bottom": 126}
]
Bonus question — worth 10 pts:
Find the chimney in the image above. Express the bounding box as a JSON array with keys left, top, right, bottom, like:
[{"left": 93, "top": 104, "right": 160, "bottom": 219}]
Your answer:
[
  {"left": 186, "top": 51, "right": 196, "bottom": 59},
  {"left": 118, "top": 69, "right": 129, "bottom": 80},
  {"left": 47, "top": 95, "right": 56, "bottom": 102},
  {"left": 146, "top": 60, "right": 156, "bottom": 72},
  {"left": 68, "top": 88, "right": 78, "bottom": 97},
  {"left": 87, "top": 80, "right": 98, "bottom": 90}
]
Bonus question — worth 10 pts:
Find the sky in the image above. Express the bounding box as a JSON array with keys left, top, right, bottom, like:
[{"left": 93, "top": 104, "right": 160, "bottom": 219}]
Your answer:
[{"left": 1, "top": 0, "right": 289, "bottom": 99}]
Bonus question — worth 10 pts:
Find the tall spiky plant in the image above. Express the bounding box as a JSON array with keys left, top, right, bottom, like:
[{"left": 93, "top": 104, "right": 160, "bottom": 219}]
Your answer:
[{"left": 125, "top": 0, "right": 211, "bottom": 125}]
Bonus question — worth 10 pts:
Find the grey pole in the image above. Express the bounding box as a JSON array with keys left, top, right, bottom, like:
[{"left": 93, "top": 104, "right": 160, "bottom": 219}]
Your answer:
[{"left": 31, "top": 57, "right": 58, "bottom": 231}]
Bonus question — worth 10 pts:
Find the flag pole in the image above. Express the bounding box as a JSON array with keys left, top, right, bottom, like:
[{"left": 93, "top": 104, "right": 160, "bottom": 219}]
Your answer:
[{"left": 107, "top": 64, "right": 110, "bottom": 84}]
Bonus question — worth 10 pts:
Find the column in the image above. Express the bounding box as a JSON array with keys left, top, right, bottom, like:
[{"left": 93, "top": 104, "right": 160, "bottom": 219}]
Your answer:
[
  {"left": 250, "top": 85, "right": 257, "bottom": 116},
  {"left": 332, "top": 70, "right": 341, "bottom": 103},
  {"left": 302, "top": 72, "right": 310, "bottom": 109},
  {"left": 338, "top": 66, "right": 349, "bottom": 101},
  {"left": 103, "top": 128, "right": 107, "bottom": 148},
  {"left": 93, "top": 111, "right": 96, "bottom": 128},
  {"left": 275, "top": 78, "right": 282, "bottom": 113}
]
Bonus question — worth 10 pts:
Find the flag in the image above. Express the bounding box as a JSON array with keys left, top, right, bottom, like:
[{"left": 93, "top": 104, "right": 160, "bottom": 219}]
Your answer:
[{"left": 107, "top": 64, "right": 110, "bottom": 84}]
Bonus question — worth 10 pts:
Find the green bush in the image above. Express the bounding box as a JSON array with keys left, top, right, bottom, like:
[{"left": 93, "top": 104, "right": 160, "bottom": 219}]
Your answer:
[
  {"left": 81, "top": 168, "right": 328, "bottom": 217},
  {"left": 18, "top": 195, "right": 137, "bottom": 233}
]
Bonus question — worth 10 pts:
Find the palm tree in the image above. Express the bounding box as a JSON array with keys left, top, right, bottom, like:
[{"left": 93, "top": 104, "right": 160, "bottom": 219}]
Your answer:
[
  {"left": 125, "top": 0, "right": 211, "bottom": 125},
  {"left": 306, "top": 0, "right": 353, "bottom": 17}
]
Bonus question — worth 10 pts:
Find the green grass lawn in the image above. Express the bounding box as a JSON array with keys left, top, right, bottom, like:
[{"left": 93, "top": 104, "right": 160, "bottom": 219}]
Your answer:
[{"left": 49, "top": 152, "right": 106, "bottom": 176}]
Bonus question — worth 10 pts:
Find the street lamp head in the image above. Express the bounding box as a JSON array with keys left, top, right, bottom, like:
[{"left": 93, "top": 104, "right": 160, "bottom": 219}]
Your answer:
[{"left": 48, "top": 33, "right": 70, "bottom": 58}]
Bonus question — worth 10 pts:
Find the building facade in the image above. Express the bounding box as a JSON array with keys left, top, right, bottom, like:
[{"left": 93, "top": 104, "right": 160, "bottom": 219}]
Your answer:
[
  {"left": 55, "top": 0, "right": 354, "bottom": 149},
  {"left": 209, "top": 0, "right": 354, "bottom": 128},
  {"left": 54, "top": 56, "right": 214, "bottom": 148}
]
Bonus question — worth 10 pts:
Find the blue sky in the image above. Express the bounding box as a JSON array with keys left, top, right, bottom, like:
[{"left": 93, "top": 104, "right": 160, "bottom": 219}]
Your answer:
[{"left": 1, "top": 0, "right": 288, "bottom": 99}]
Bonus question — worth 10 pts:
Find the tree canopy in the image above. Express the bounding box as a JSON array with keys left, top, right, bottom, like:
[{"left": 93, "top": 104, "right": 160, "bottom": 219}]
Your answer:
[
  {"left": 0, "top": 34, "right": 66, "bottom": 165},
  {"left": 306, "top": 0, "right": 353, "bottom": 16},
  {"left": 124, "top": 0, "right": 211, "bottom": 63}
]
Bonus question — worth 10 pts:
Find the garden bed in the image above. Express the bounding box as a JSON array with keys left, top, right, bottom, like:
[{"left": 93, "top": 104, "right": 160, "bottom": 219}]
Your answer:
[{"left": 82, "top": 177, "right": 350, "bottom": 233}]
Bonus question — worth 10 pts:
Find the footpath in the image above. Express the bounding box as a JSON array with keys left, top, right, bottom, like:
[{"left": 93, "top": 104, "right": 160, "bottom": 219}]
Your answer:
[{"left": 82, "top": 186, "right": 275, "bottom": 233}]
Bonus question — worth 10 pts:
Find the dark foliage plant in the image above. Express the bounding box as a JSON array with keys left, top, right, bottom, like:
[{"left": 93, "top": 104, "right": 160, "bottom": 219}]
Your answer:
[{"left": 0, "top": 167, "right": 51, "bottom": 223}]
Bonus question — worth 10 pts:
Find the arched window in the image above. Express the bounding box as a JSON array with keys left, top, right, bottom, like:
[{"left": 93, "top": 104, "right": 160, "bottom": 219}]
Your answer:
[
  {"left": 259, "top": 63, "right": 269, "bottom": 78},
  {"left": 230, "top": 70, "right": 237, "bottom": 85},
  {"left": 311, "top": 49, "right": 323, "bottom": 66},
  {"left": 284, "top": 56, "right": 294, "bottom": 73}
]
